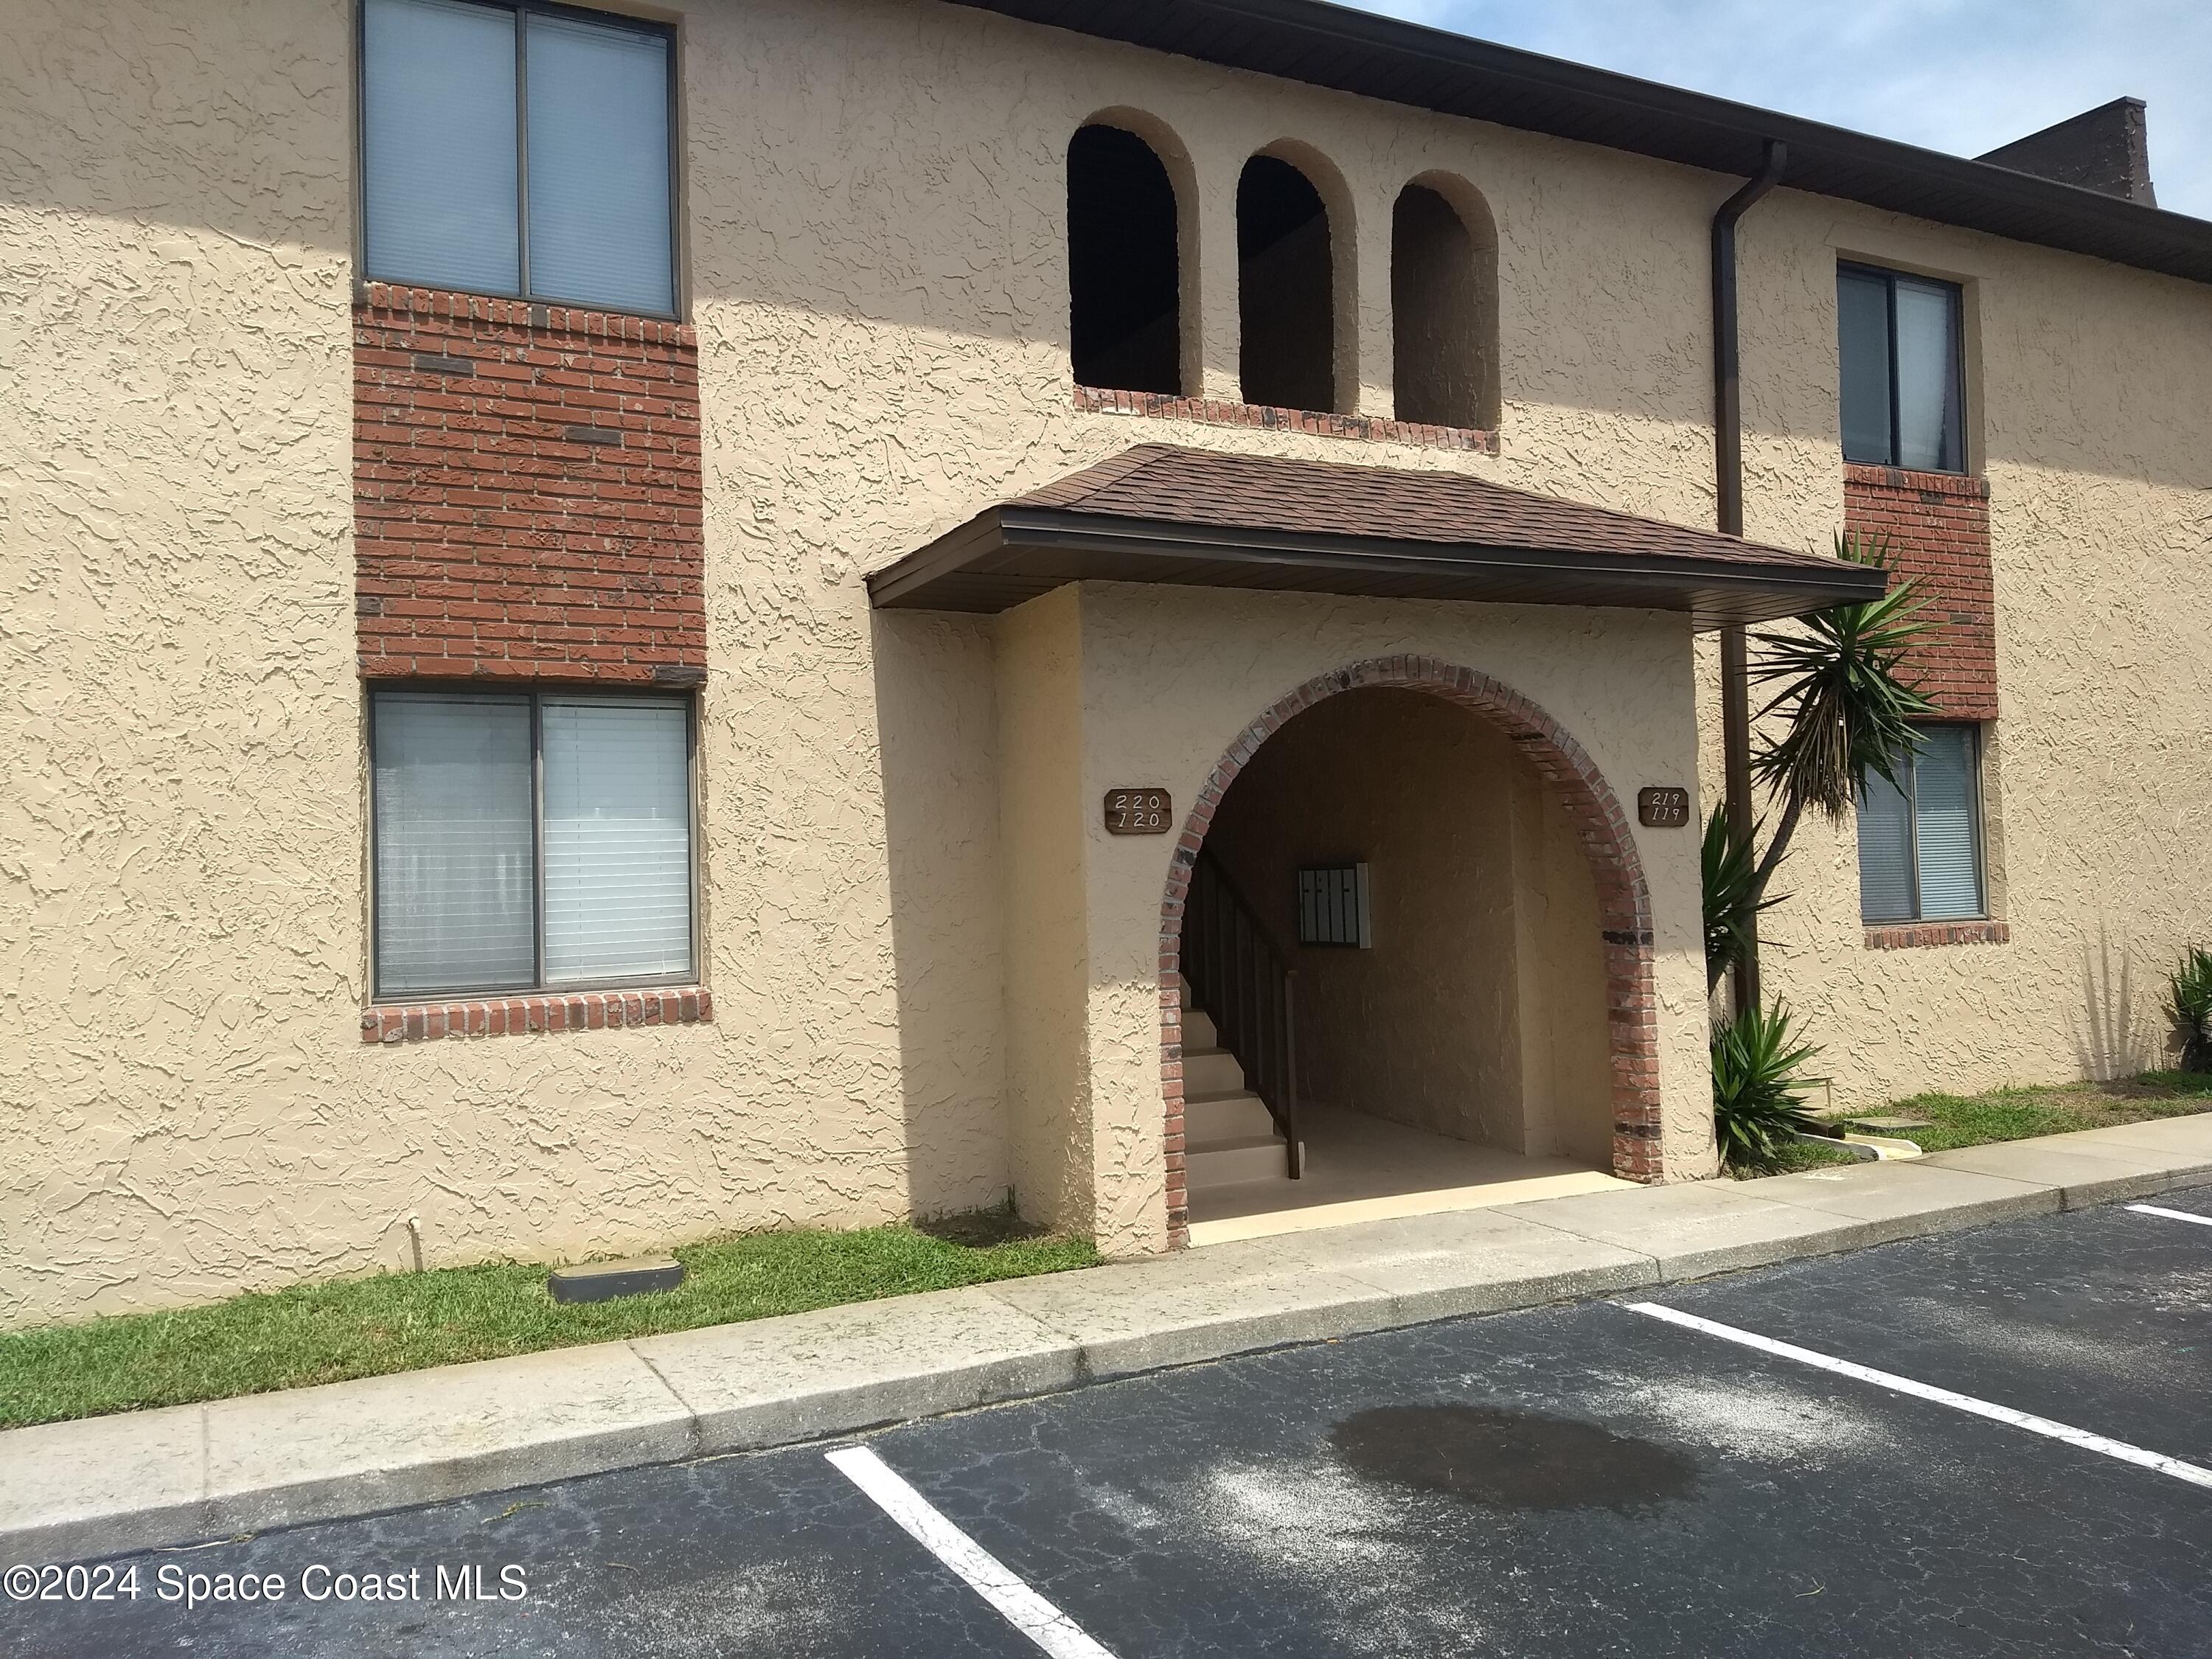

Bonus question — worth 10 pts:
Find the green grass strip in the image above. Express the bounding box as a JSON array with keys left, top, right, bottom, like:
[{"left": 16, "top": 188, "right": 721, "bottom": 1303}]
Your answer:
[
  {"left": 1882, "top": 1071, "right": 2212, "bottom": 1155},
  {"left": 1725, "top": 1070, "right": 2210, "bottom": 1178},
  {"left": 0, "top": 1219, "right": 1097, "bottom": 1430}
]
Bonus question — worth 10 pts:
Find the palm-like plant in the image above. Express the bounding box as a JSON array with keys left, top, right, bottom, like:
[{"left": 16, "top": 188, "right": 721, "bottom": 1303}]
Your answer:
[
  {"left": 1742, "top": 531, "right": 1935, "bottom": 904},
  {"left": 1711, "top": 999, "right": 1826, "bottom": 1168},
  {"left": 2171, "top": 946, "right": 2212, "bottom": 1074},
  {"left": 1703, "top": 806, "right": 1785, "bottom": 995}
]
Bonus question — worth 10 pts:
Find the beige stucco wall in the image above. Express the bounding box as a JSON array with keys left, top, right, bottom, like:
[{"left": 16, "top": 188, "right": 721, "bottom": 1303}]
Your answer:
[
  {"left": 3, "top": 0, "right": 2206, "bottom": 1322},
  {"left": 1200, "top": 688, "right": 1611, "bottom": 1163}
]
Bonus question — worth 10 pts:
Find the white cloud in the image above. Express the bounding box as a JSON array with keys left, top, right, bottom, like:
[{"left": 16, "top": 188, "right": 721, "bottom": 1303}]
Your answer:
[{"left": 1343, "top": 0, "right": 2211, "bottom": 219}]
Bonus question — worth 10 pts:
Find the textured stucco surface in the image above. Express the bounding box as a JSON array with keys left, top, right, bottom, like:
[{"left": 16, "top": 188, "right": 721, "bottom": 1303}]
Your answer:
[
  {"left": 3, "top": 0, "right": 2207, "bottom": 1321},
  {"left": 1202, "top": 689, "right": 1612, "bottom": 1163}
]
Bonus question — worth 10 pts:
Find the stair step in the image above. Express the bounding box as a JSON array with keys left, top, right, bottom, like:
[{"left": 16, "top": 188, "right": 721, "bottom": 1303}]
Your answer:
[
  {"left": 1186, "top": 1133, "right": 1295, "bottom": 1189},
  {"left": 1183, "top": 1088, "right": 1277, "bottom": 1141},
  {"left": 1180, "top": 1046, "right": 1245, "bottom": 1096},
  {"left": 1180, "top": 1006, "right": 1219, "bottom": 1050}
]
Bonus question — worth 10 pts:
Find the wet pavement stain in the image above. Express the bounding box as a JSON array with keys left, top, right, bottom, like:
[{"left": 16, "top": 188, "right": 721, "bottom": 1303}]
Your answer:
[{"left": 1330, "top": 1403, "right": 1700, "bottom": 1513}]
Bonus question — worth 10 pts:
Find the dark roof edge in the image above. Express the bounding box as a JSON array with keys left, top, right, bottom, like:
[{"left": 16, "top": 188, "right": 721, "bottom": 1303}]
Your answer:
[
  {"left": 863, "top": 504, "right": 1890, "bottom": 619},
  {"left": 946, "top": 0, "right": 2212, "bottom": 286},
  {"left": 995, "top": 507, "right": 1888, "bottom": 591}
]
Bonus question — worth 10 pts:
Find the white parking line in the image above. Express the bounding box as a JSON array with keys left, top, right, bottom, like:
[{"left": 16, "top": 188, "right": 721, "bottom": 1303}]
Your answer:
[
  {"left": 826, "top": 1445, "right": 1121, "bottom": 1659},
  {"left": 1625, "top": 1302, "right": 2212, "bottom": 1491},
  {"left": 2128, "top": 1203, "right": 2212, "bottom": 1228}
]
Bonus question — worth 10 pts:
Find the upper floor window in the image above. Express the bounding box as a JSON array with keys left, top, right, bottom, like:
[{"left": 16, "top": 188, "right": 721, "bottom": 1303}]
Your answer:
[
  {"left": 361, "top": 0, "right": 676, "bottom": 317},
  {"left": 371, "top": 689, "right": 696, "bottom": 999},
  {"left": 1068, "top": 123, "right": 1185, "bottom": 397},
  {"left": 1857, "top": 723, "right": 1986, "bottom": 923},
  {"left": 1838, "top": 263, "right": 1965, "bottom": 473}
]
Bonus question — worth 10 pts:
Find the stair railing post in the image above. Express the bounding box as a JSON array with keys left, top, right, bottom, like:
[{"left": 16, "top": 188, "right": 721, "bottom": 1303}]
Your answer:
[{"left": 1283, "top": 969, "right": 1300, "bottom": 1179}]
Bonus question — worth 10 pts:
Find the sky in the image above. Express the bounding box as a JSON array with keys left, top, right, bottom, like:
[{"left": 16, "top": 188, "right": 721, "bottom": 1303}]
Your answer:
[{"left": 1340, "top": 0, "right": 2211, "bottom": 220}]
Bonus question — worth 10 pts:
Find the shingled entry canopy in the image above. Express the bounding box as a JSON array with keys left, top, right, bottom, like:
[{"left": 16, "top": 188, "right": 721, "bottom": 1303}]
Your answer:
[{"left": 867, "top": 445, "right": 1887, "bottom": 627}]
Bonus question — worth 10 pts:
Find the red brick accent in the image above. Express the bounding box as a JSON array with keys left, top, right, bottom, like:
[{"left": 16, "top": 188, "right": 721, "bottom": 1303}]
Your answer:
[
  {"left": 363, "top": 987, "right": 711, "bottom": 1044},
  {"left": 1076, "top": 384, "right": 1500, "bottom": 453},
  {"left": 1158, "top": 655, "right": 1663, "bottom": 1246},
  {"left": 1842, "top": 464, "right": 1997, "bottom": 720},
  {"left": 354, "top": 283, "right": 705, "bottom": 683},
  {"left": 1864, "top": 921, "right": 2010, "bottom": 951}
]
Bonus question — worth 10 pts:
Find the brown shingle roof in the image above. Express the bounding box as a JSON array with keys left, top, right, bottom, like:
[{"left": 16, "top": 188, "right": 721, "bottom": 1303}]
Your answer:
[
  {"left": 868, "top": 443, "right": 1885, "bottom": 627},
  {"left": 1007, "top": 445, "right": 1829, "bottom": 570}
]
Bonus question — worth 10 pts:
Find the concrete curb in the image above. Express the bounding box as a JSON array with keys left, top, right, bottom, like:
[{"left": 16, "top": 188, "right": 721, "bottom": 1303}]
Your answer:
[{"left": 6, "top": 1116, "right": 2209, "bottom": 1563}]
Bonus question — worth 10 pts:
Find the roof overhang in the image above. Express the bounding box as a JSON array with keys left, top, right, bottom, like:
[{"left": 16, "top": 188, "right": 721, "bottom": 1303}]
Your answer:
[
  {"left": 868, "top": 504, "right": 1887, "bottom": 629},
  {"left": 949, "top": 0, "right": 2212, "bottom": 287}
]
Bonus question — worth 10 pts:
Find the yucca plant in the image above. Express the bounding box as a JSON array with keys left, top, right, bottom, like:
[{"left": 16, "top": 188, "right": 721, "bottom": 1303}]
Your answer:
[
  {"left": 1703, "top": 806, "right": 1786, "bottom": 995},
  {"left": 1711, "top": 999, "right": 1826, "bottom": 1168},
  {"left": 2172, "top": 946, "right": 2212, "bottom": 1074},
  {"left": 1741, "top": 531, "right": 1936, "bottom": 906}
]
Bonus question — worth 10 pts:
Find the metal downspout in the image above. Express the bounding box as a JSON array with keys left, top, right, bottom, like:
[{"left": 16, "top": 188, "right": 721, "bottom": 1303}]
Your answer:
[{"left": 1712, "top": 138, "right": 1787, "bottom": 1018}]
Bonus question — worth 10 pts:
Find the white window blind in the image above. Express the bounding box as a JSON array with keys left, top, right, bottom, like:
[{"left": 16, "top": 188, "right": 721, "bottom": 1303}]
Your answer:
[
  {"left": 373, "top": 693, "right": 536, "bottom": 996},
  {"left": 1857, "top": 724, "right": 1985, "bottom": 924},
  {"left": 1893, "top": 279, "right": 1961, "bottom": 471},
  {"left": 1855, "top": 768, "right": 1916, "bottom": 925},
  {"left": 361, "top": 0, "right": 521, "bottom": 297},
  {"left": 1913, "top": 725, "right": 1983, "bottom": 919},
  {"left": 524, "top": 11, "right": 675, "bottom": 316},
  {"left": 540, "top": 699, "right": 694, "bottom": 984}
]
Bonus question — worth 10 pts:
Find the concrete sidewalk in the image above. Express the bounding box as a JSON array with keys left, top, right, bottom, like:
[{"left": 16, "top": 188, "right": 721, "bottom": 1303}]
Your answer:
[{"left": 8, "top": 1114, "right": 2210, "bottom": 1564}]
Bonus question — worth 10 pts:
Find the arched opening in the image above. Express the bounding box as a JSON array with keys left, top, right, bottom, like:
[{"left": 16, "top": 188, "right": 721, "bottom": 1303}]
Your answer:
[
  {"left": 1067, "top": 122, "right": 1184, "bottom": 395},
  {"left": 1158, "top": 658, "right": 1658, "bottom": 1245},
  {"left": 1237, "top": 153, "right": 1338, "bottom": 413},
  {"left": 1391, "top": 176, "right": 1499, "bottom": 430}
]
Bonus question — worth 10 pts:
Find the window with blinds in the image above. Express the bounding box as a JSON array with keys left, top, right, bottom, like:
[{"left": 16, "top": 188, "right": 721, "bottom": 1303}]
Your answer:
[
  {"left": 372, "top": 689, "right": 695, "bottom": 999},
  {"left": 1837, "top": 262, "right": 1966, "bottom": 473},
  {"left": 361, "top": 0, "right": 676, "bottom": 316},
  {"left": 1856, "top": 724, "right": 1986, "bottom": 925}
]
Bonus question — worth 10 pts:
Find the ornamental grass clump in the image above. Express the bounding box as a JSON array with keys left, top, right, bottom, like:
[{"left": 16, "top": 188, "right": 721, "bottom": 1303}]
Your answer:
[
  {"left": 2171, "top": 945, "right": 2212, "bottom": 1074},
  {"left": 1711, "top": 999, "right": 1827, "bottom": 1169}
]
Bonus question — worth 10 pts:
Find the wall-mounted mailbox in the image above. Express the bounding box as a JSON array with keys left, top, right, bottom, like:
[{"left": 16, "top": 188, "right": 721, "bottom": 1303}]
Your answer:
[{"left": 1298, "top": 862, "right": 1371, "bottom": 948}]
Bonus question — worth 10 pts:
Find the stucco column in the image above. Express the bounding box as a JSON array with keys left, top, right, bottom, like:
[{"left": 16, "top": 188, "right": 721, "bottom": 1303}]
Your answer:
[
  {"left": 1194, "top": 159, "right": 1244, "bottom": 404},
  {"left": 994, "top": 588, "right": 1099, "bottom": 1236},
  {"left": 1352, "top": 184, "right": 1395, "bottom": 420}
]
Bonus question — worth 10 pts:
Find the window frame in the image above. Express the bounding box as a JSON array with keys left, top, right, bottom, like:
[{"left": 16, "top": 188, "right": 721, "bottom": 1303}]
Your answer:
[
  {"left": 355, "top": 0, "right": 683, "bottom": 320},
  {"left": 1837, "top": 260, "right": 1967, "bottom": 475},
  {"left": 1857, "top": 721, "right": 1987, "bottom": 925},
  {"left": 366, "top": 684, "right": 701, "bottom": 1003}
]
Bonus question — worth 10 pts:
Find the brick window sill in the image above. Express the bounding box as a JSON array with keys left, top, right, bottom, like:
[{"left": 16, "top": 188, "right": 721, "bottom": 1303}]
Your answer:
[
  {"left": 1843, "top": 462, "right": 1989, "bottom": 500},
  {"left": 1863, "top": 921, "right": 2009, "bottom": 951},
  {"left": 1075, "top": 384, "right": 1498, "bottom": 453},
  {"left": 364, "top": 987, "right": 712, "bottom": 1044}
]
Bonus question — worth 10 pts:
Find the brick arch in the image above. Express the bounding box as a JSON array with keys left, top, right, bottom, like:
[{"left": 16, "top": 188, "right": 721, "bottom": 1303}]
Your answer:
[{"left": 1157, "top": 655, "right": 1661, "bottom": 1245}]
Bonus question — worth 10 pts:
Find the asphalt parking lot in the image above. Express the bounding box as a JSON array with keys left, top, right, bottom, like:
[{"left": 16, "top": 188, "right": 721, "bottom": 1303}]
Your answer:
[{"left": 10, "top": 1189, "right": 2210, "bottom": 1658}]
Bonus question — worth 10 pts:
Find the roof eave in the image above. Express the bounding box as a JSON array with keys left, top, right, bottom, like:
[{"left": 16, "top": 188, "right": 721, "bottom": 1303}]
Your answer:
[{"left": 866, "top": 506, "right": 1887, "bottom": 629}]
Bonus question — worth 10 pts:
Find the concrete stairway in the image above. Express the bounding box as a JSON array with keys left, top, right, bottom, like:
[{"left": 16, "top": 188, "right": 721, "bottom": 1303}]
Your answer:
[{"left": 1180, "top": 999, "right": 1300, "bottom": 1197}]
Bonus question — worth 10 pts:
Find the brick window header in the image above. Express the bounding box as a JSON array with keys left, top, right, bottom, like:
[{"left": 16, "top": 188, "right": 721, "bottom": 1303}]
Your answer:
[
  {"left": 354, "top": 283, "right": 704, "bottom": 684},
  {"left": 1843, "top": 462, "right": 1997, "bottom": 722}
]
